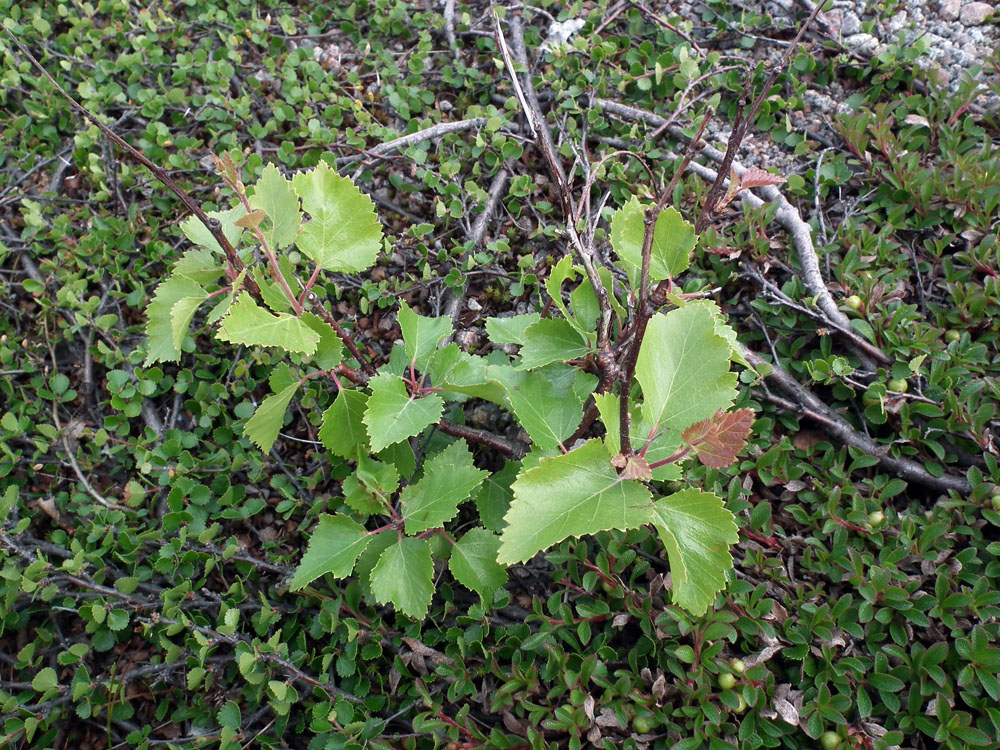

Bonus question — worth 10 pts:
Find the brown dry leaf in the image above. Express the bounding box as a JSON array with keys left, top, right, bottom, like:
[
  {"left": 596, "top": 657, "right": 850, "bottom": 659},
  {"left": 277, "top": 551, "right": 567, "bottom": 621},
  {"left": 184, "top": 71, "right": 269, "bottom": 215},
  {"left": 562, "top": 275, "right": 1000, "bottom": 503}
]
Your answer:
[
  {"left": 793, "top": 430, "right": 826, "bottom": 451},
  {"left": 36, "top": 496, "right": 60, "bottom": 523},
  {"left": 402, "top": 636, "right": 455, "bottom": 667}
]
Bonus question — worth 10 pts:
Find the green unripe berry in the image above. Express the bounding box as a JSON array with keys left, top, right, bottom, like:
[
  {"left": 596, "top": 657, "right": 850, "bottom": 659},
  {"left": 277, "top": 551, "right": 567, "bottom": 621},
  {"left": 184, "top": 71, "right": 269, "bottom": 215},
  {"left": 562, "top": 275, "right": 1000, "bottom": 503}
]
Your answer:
[
  {"left": 868, "top": 510, "right": 885, "bottom": 526},
  {"left": 945, "top": 329, "right": 961, "bottom": 343},
  {"left": 887, "top": 378, "right": 908, "bottom": 393},
  {"left": 820, "top": 731, "right": 842, "bottom": 750},
  {"left": 730, "top": 658, "right": 746, "bottom": 674},
  {"left": 718, "top": 672, "right": 737, "bottom": 690},
  {"left": 844, "top": 295, "right": 863, "bottom": 311},
  {"left": 991, "top": 495, "right": 1000, "bottom": 511},
  {"left": 632, "top": 716, "right": 653, "bottom": 734},
  {"left": 731, "top": 693, "right": 747, "bottom": 713}
]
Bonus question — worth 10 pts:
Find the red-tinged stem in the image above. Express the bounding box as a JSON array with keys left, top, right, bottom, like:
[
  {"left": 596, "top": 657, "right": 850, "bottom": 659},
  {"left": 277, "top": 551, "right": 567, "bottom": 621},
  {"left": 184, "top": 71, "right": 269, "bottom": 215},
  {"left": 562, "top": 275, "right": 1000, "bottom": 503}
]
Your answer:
[
  {"left": 301, "top": 263, "right": 323, "bottom": 303},
  {"left": 831, "top": 516, "right": 873, "bottom": 534},
  {"left": 739, "top": 526, "right": 780, "bottom": 549},
  {"left": 306, "top": 292, "right": 376, "bottom": 377},
  {"left": 233, "top": 189, "right": 304, "bottom": 315},
  {"left": 647, "top": 444, "right": 693, "bottom": 470}
]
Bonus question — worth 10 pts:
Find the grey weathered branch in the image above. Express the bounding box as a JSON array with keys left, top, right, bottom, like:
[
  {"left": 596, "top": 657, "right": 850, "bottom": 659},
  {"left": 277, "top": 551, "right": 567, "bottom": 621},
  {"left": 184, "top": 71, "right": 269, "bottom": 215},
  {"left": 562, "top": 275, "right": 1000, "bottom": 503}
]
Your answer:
[{"left": 742, "top": 346, "right": 971, "bottom": 496}]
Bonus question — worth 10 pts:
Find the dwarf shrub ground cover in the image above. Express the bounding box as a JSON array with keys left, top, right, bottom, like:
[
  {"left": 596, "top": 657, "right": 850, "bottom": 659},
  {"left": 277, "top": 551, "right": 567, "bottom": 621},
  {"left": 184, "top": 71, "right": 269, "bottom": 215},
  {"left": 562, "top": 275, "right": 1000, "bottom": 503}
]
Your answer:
[{"left": 1, "top": 1, "right": 999, "bottom": 748}]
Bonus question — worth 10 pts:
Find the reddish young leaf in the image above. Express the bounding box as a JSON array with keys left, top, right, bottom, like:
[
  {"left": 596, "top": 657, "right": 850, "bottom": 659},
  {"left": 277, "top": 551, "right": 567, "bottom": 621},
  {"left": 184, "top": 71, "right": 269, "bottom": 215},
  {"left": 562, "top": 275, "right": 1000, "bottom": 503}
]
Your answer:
[
  {"left": 234, "top": 209, "right": 267, "bottom": 229},
  {"left": 682, "top": 408, "right": 755, "bottom": 468},
  {"left": 737, "top": 168, "right": 787, "bottom": 190}
]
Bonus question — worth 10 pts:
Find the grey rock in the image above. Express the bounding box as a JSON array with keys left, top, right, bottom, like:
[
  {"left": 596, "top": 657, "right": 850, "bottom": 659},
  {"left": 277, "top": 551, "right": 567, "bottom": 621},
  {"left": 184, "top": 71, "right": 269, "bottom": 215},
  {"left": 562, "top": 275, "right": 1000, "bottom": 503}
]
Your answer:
[
  {"left": 844, "top": 33, "right": 880, "bottom": 54},
  {"left": 841, "top": 12, "right": 863, "bottom": 36},
  {"left": 939, "top": 0, "right": 961, "bottom": 22}
]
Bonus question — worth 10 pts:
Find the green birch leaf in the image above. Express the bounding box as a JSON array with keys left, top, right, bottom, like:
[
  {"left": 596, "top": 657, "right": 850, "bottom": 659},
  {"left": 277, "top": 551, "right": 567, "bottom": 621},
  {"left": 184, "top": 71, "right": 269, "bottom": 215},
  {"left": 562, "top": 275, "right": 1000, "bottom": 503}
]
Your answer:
[
  {"left": 354, "top": 530, "right": 394, "bottom": 599},
  {"left": 217, "top": 294, "right": 319, "bottom": 354},
  {"left": 173, "top": 248, "right": 225, "bottom": 285},
  {"left": 370, "top": 537, "right": 434, "bottom": 619},
  {"left": 145, "top": 276, "right": 207, "bottom": 365},
  {"left": 429, "top": 346, "right": 508, "bottom": 405},
  {"left": 650, "top": 489, "right": 739, "bottom": 616},
  {"left": 243, "top": 381, "right": 300, "bottom": 453},
  {"left": 687, "top": 299, "right": 750, "bottom": 368},
  {"left": 249, "top": 163, "right": 302, "bottom": 249},
  {"left": 398, "top": 304, "right": 452, "bottom": 370},
  {"left": 319, "top": 389, "right": 370, "bottom": 459},
  {"left": 401, "top": 441, "right": 488, "bottom": 534},
  {"left": 497, "top": 440, "right": 653, "bottom": 564},
  {"left": 544, "top": 254, "right": 579, "bottom": 325},
  {"left": 488, "top": 366, "right": 582, "bottom": 451},
  {"left": 635, "top": 304, "right": 737, "bottom": 432},
  {"left": 476, "top": 461, "right": 518, "bottom": 532},
  {"left": 252, "top": 266, "right": 293, "bottom": 313},
  {"left": 517, "top": 318, "right": 593, "bottom": 370},
  {"left": 610, "top": 198, "right": 695, "bottom": 283},
  {"left": 363, "top": 373, "right": 444, "bottom": 453},
  {"left": 180, "top": 206, "right": 245, "bottom": 255},
  {"left": 289, "top": 513, "right": 371, "bottom": 590},
  {"left": 301, "top": 313, "right": 344, "bottom": 369},
  {"left": 170, "top": 291, "right": 209, "bottom": 352},
  {"left": 291, "top": 161, "right": 383, "bottom": 273},
  {"left": 449, "top": 528, "right": 507, "bottom": 600},
  {"left": 485, "top": 313, "right": 541, "bottom": 346}
]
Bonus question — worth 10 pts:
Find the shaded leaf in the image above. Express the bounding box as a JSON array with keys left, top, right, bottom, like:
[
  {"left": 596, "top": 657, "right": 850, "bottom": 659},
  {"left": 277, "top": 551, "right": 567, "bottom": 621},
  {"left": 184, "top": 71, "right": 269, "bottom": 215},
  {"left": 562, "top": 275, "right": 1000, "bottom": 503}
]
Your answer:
[
  {"left": 144, "top": 276, "right": 207, "bottom": 365},
  {"left": 370, "top": 537, "right": 434, "bottom": 619},
  {"left": 243, "top": 382, "right": 300, "bottom": 452},
  {"left": 319, "top": 389, "right": 370, "bottom": 460},
  {"left": 449, "top": 528, "right": 507, "bottom": 600},
  {"left": 488, "top": 366, "right": 583, "bottom": 451}
]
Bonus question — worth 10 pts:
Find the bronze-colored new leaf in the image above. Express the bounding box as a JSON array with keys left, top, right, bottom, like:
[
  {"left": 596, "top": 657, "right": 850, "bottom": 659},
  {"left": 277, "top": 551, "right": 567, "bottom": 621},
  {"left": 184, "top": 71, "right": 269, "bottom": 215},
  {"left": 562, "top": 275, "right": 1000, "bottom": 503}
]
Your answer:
[
  {"left": 235, "top": 209, "right": 267, "bottom": 230},
  {"left": 682, "top": 408, "right": 755, "bottom": 468}
]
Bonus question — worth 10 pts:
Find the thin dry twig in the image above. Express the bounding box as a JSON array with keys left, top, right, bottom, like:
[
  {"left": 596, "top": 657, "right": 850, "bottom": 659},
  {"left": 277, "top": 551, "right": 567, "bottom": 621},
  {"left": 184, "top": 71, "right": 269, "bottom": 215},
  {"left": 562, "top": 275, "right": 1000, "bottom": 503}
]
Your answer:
[
  {"left": 499, "top": 11, "right": 620, "bottom": 386},
  {"left": 595, "top": 98, "right": 887, "bottom": 364}
]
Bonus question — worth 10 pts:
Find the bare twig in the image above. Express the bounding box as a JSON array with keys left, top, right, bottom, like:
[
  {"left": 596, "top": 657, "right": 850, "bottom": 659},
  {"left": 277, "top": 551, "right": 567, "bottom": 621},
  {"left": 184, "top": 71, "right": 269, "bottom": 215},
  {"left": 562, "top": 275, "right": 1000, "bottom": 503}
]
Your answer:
[
  {"left": 595, "top": 98, "right": 887, "bottom": 364},
  {"left": 436, "top": 419, "right": 528, "bottom": 459},
  {"left": 499, "top": 11, "right": 620, "bottom": 386},
  {"left": 695, "top": 1, "right": 823, "bottom": 232}
]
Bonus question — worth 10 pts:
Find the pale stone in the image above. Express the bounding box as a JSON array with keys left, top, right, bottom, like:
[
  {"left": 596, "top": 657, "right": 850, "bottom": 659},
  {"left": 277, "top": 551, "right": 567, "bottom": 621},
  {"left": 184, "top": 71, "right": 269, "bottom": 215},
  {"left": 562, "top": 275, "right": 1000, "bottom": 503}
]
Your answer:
[{"left": 960, "top": 2, "right": 994, "bottom": 25}]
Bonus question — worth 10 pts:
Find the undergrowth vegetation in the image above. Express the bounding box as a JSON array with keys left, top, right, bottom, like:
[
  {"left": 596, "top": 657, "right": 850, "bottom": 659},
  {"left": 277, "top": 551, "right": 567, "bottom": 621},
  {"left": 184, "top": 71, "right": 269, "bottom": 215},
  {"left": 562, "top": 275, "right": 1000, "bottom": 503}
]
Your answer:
[{"left": 1, "top": 1, "right": 999, "bottom": 749}]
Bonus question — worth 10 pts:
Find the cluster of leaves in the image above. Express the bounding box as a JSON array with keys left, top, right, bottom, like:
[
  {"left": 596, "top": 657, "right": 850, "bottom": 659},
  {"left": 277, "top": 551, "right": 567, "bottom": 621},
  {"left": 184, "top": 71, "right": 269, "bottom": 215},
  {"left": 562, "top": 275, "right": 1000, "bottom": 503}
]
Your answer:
[
  {"left": 1, "top": 0, "right": 999, "bottom": 749},
  {"left": 146, "top": 154, "right": 752, "bottom": 620}
]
